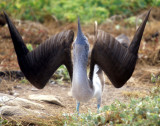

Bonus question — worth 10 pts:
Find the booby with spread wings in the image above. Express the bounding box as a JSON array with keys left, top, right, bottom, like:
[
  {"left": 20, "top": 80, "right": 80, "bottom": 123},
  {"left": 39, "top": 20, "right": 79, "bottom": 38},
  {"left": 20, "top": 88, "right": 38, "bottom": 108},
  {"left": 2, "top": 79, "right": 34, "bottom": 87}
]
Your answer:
[{"left": 4, "top": 10, "right": 150, "bottom": 113}]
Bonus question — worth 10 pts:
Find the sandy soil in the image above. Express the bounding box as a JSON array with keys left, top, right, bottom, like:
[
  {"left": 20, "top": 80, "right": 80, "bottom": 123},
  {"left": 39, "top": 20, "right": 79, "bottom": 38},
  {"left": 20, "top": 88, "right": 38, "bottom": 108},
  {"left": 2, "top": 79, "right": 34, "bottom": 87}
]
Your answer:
[{"left": 0, "top": 64, "right": 157, "bottom": 117}]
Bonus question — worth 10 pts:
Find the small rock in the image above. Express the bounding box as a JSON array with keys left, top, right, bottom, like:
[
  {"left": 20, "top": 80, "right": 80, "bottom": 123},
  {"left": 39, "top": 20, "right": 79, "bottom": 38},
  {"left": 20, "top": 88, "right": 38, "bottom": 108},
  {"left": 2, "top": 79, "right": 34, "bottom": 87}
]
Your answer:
[
  {"left": 28, "top": 94, "right": 64, "bottom": 107},
  {"left": 67, "top": 91, "right": 72, "bottom": 96},
  {"left": 0, "top": 94, "right": 14, "bottom": 103},
  {"left": 0, "top": 14, "right": 6, "bottom": 26},
  {"left": 14, "top": 85, "right": 22, "bottom": 89},
  {"left": 0, "top": 106, "right": 22, "bottom": 116},
  {"left": 14, "top": 97, "right": 44, "bottom": 109},
  {"left": 0, "top": 106, "right": 45, "bottom": 117},
  {"left": 31, "top": 87, "right": 39, "bottom": 91},
  {"left": 0, "top": 71, "right": 24, "bottom": 80},
  {"left": 49, "top": 80, "right": 56, "bottom": 85},
  {"left": 13, "top": 92, "right": 19, "bottom": 96},
  {"left": 0, "top": 93, "right": 44, "bottom": 109},
  {"left": 9, "top": 91, "right": 14, "bottom": 95}
]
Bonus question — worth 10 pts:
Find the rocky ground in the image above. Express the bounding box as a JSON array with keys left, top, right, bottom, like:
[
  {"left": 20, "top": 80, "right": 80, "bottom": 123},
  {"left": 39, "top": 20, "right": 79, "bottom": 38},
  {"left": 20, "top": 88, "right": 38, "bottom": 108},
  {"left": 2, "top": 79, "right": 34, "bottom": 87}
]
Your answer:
[{"left": 0, "top": 8, "right": 160, "bottom": 124}]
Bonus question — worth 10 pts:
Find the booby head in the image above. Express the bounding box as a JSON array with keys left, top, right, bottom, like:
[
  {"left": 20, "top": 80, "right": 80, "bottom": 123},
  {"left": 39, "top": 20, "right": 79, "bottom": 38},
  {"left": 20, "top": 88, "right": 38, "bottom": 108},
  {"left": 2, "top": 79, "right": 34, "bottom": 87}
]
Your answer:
[
  {"left": 73, "top": 18, "right": 89, "bottom": 61},
  {"left": 75, "top": 17, "right": 89, "bottom": 45}
]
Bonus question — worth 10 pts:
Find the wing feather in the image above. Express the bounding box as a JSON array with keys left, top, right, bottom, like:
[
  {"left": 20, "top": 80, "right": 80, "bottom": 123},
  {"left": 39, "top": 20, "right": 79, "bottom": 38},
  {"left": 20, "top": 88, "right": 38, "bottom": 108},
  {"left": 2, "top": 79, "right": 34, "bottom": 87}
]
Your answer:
[
  {"left": 89, "top": 9, "right": 151, "bottom": 88},
  {"left": 4, "top": 12, "right": 74, "bottom": 89}
]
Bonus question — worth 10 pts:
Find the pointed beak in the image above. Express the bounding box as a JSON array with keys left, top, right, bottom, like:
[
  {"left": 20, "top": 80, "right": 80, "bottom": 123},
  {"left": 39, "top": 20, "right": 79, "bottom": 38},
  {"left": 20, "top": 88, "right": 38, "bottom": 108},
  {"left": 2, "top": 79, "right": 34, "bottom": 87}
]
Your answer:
[
  {"left": 75, "top": 17, "right": 87, "bottom": 45},
  {"left": 77, "top": 17, "right": 83, "bottom": 37}
]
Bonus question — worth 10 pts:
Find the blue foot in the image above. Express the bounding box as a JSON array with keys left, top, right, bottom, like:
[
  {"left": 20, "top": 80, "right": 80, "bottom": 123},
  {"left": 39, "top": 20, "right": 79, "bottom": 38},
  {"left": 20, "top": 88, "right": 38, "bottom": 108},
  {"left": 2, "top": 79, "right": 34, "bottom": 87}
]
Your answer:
[
  {"left": 76, "top": 102, "right": 80, "bottom": 115},
  {"left": 97, "top": 104, "right": 100, "bottom": 113}
]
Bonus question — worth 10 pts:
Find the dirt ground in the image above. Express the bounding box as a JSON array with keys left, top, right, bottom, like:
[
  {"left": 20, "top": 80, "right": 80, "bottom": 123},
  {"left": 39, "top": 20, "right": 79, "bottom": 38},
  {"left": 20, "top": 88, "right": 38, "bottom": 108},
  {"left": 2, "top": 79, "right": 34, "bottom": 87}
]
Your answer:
[{"left": 0, "top": 8, "right": 160, "bottom": 123}]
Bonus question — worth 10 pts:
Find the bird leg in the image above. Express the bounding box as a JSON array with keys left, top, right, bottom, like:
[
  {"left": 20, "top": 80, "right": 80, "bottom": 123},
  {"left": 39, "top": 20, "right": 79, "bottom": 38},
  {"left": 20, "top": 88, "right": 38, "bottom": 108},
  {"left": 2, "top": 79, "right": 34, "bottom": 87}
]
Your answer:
[
  {"left": 97, "top": 97, "right": 101, "bottom": 113},
  {"left": 76, "top": 101, "right": 80, "bottom": 115}
]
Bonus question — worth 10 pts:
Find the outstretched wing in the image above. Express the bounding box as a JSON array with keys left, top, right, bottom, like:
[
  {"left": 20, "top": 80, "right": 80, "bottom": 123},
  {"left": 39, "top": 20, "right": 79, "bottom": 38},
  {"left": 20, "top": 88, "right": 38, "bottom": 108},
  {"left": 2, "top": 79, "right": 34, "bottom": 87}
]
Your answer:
[
  {"left": 89, "top": 9, "right": 151, "bottom": 88},
  {"left": 4, "top": 12, "right": 74, "bottom": 89}
]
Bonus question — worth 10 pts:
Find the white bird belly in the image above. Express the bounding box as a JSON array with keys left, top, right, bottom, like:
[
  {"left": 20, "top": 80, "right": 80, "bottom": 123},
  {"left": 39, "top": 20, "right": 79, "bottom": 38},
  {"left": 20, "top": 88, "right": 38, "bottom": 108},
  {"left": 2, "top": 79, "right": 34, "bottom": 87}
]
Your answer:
[
  {"left": 93, "top": 75, "right": 102, "bottom": 99},
  {"left": 71, "top": 84, "right": 94, "bottom": 102},
  {"left": 71, "top": 69, "right": 94, "bottom": 102},
  {"left": 93, "top": 65, "right": 103, "bottom": 99}
]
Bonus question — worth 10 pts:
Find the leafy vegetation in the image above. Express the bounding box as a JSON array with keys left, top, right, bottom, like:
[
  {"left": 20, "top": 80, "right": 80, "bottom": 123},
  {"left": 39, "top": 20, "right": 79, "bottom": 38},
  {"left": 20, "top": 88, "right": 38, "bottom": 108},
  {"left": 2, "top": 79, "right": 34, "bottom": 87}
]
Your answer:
[
  {"left": 62, "top": 74, "right": 160, "bottom": 125},
  {"left": 1, "top": 0, "right": 160, "bottom": 23},
  {"left": 63, "top": 86, "right": 160, "bottom": 125},
  {"left": 26, "top": 43, "right": 33, "bottom": 51},
  {"left": 54, "top": 65, "right": 70, "bottom": 82},
  {"left": 151, "top": 73, "right": 160, "bottom": 83},
  {"left": 0, "top": 117, "right": 8, "bottom": 125}
]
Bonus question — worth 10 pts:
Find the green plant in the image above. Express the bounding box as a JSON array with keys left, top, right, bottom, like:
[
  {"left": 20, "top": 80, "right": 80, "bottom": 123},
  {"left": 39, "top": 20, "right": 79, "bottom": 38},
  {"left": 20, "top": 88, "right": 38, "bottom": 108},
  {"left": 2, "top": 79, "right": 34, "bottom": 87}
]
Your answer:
[
  {"left": 1, "top": 0, "right": 159, "bottom": 23},
  {"left": 26, "top": 43, "right": 33, "bottom": 51},
  {"left": 151, "top": 73, "right": 160, "bottom": 83},
  {"left": 54, "top": 65, "right": 70, "bottom": 82},
  {"left": 0, "top": 117, "right": 8, "bottom": 125},
  {"left": 19, "top": 78, "right": 29, "bottom": 84},
  {"left": 63, "top": 86, "right": 160, "bottom": 125},
  {"left": 125, "top": 16, "right": 143, "bottom": 26}
]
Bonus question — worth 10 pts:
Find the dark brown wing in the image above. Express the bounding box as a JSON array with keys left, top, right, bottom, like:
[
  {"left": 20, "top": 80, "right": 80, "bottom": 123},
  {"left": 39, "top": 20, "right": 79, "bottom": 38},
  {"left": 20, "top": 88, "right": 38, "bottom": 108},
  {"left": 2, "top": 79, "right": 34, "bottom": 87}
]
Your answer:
[
  {"left": 89, "top": 9, "right": 151, "bottom": 88},
  {"left": 4, "top": 12, "right": 74, "bottom": 89}
]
